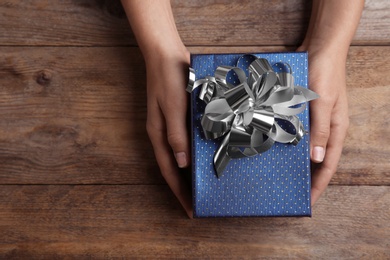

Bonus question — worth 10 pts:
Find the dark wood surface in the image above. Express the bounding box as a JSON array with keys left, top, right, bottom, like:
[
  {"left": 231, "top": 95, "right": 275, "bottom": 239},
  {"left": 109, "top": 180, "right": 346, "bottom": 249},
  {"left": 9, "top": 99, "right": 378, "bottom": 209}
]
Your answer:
[
  {"left": 0, "top": 0, "right": 389, "bottom": 46},
  {"left": 0, "top": 186, "right": 389, "bottom": 259},
  {"left": 1, "top": 46, "right": 388, "bottom": 185},
  {"left": 0, "top": 0, "right": 389, "bottom": 259}
]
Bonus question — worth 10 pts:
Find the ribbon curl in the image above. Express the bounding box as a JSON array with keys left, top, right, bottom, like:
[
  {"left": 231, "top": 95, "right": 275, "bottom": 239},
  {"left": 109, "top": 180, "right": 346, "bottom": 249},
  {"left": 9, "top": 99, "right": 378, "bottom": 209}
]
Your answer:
[{"left": 187, "top": 55, "right": 319, "bottom": 178}]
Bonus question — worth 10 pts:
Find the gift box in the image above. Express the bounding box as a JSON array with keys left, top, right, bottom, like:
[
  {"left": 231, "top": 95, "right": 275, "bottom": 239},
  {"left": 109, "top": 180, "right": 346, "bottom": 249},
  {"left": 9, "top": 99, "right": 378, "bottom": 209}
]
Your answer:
[{"left": 188, "top": 52, "right": 317, "bottom": 218}]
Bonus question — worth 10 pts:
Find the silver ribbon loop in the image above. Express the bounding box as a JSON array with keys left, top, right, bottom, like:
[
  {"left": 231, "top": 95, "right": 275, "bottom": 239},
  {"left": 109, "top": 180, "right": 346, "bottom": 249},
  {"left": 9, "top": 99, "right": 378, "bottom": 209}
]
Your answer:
[
  {"left": 188, "top": 55, "right": 319, "bottom": 178},
  {"left": 249, "top": 107, "right": 275, "bottom": 133}
]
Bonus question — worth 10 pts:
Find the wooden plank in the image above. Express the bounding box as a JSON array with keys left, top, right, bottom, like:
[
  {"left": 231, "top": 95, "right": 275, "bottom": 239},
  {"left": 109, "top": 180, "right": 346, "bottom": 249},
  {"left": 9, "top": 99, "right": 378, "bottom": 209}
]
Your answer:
[
  {"left": 0, "top": 47, "right": 162, "bottom": 184},
  {"left": 0, "top": 185, "right": 388, "bottom": 258},
  {"left": 175, "top": 0, "right": 390, "bottom": 46},
  {"left": 0, "top": 46, "right": 389, "bottom": 185},
  {"left": 336, "top": 46, "right": 390, "bottom": 185},
  {"left": 0, "top": 0, "right": 136, "bottom": 46},
  {"left": 0, "top": 0, "right": 389, "bottom": 46},
  {"left": 356, "top": 0, "right": 390, "bottom": 45}
]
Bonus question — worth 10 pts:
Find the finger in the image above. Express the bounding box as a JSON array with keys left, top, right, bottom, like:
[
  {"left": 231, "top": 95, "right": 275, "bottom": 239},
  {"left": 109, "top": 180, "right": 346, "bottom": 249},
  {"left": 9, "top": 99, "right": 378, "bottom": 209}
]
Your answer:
[
  {"left": 311, "top": 102, "right": 349, "bottom": 205},
  {"left": 146, "top": 101, "right": 193, "bottom": 218},
  {"left": 153, "top": 138, "right": 193, "bottom": 218},
  {"left": 310, "top": 96, "right": 333, "bottom": 163},
  {"left": 160, "top": 86, "right": 190, "bottom": 169}
]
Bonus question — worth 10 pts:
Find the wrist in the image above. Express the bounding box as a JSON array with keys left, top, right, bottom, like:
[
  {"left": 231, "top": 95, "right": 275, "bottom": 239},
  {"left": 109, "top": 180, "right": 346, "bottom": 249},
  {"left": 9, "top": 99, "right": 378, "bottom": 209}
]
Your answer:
[
  {"left": 142, "top": 41, "right": 189, "bottom": 69},
  {"left": 298, "top": 38, "right": 350, "bottom": 63},
  {"left": 122, "top": 0, "right": 188, "bottom": 64},
  {"left": 143, "top": 38, "right": 187, "bottom": 57}
]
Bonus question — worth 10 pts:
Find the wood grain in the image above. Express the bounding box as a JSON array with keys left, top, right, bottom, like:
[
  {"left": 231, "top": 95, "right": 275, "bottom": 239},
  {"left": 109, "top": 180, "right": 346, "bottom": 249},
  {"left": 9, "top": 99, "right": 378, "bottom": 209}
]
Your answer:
[
  {"left": 336, "top": 47, "right": 390, "bottom": 185},
  {"left": 0, "top": 0, "right": 134, "bottom": 46},
  {"left": 0, "top": 46, "right": 389, "bottom": 185},
  {"left": 0, "top": 0, "right": 389, "bottom": 47},
  {"left": 0, "top": 185, "right": 388, "bottom": 259},
  {"left": 0, "top": 47, "right": 162, "bottom": 184},
  {"left": 0, "top": 1, "right": 389, "bottom": 259}
]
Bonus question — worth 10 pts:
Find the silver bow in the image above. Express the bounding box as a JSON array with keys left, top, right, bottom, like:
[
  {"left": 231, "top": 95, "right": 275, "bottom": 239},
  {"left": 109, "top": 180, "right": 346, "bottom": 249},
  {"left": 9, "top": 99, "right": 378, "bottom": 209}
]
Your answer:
[{"left": 187, "top": 55, "right": 319, "bottom": 178}]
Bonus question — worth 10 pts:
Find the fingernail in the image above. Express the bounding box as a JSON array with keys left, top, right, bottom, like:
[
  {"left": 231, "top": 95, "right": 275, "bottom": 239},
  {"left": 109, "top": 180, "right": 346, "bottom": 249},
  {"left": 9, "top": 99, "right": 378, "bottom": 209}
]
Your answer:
[
  {"left": 312, "top": 146, "right": 325, "bottom": 163},
  {"left": 175, "top": 152, "right": 187, "bottom": 168}
]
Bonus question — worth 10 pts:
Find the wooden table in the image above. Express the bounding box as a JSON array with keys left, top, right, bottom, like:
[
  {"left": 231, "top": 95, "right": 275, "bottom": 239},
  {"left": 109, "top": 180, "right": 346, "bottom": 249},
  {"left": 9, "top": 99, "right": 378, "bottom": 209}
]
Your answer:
[{"left": 1, "top": 1, "right": 389, "bottom": 258}]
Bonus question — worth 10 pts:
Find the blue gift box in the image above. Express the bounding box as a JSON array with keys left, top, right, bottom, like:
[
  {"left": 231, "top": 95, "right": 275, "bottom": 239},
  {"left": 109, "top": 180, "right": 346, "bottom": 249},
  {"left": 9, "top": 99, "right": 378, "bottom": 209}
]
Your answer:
[{"left": 190, "top": 52, "right": 312, "bottom": 218}]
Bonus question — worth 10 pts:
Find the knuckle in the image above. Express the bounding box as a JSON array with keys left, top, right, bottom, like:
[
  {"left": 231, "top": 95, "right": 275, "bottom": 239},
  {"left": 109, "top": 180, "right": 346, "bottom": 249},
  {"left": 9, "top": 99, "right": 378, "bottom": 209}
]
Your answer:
[
  {"left": 346, "top": 117, "right": 350, "bottom": 127},
  {"left": 145, "top": 122, "right": 153, "bottom": 135},
  {"left": 323, "top": 166, "right": 335, "bottom": 177},
  {"left": 315, "top": 95, "right": 335, "bottom": 107},
  {"left": 167, "top": 131, "right": 184, "bottom": 150},
  {"left": 332, "top": 116, "right": 350, "bottom": 136},
  {"left": 163, "top": 98, "right": 187, "bottom": 114},
  {"left": 312, "top": 168, "right": 334, "bottom": 193},
  {"left": 311, "top": 183, "right": 323, "bottom": 197},
  {"left": 313, "top": 127, "right": 330, "bottom": 141},
  {"left": 146, "top": 121, "right": 160, "bottom": 139},
  {"left": 343, "top": 118, "right": 350, "bottom": 131}
]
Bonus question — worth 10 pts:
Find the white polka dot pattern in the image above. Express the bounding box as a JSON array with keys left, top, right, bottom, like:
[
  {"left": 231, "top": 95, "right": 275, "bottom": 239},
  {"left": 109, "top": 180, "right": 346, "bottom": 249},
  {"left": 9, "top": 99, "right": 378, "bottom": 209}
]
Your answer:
[{"left": 190, "top": 53, "right": 311, "bottom": 218}]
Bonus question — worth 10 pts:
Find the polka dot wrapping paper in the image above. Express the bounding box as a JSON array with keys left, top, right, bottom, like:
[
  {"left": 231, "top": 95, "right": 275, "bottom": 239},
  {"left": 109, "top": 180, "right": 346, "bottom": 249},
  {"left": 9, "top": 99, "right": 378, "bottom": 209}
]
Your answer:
[{"left": 190, "top": 52, "right": 312, "bottom": 218}]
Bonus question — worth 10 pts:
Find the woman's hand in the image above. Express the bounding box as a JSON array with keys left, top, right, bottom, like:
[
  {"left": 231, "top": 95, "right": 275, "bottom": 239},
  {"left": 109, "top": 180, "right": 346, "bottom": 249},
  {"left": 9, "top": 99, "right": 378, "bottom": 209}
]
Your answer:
[
  {"left": 298, "top": 0, "right": 364, "bottom": 205},
  {"left": 298, "top": 45, "right": 349, "bottom": 205},
  {"left": 144, "top": 45, "right": 193, "bottom": 217},
  {"left": 121, "top": 0, "right": 193, "bottom": 217}
]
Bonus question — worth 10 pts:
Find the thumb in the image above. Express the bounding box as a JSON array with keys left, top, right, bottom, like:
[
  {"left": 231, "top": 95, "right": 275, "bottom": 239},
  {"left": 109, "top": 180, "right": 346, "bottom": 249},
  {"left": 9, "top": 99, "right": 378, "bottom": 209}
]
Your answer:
[
  {"left": 310, "top": 98, "right": 332, "bottom": 163},
  {"left": 163, "top": 94, "right": 190, "bottom": 168}
]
